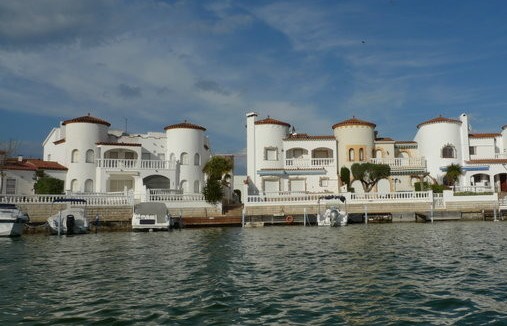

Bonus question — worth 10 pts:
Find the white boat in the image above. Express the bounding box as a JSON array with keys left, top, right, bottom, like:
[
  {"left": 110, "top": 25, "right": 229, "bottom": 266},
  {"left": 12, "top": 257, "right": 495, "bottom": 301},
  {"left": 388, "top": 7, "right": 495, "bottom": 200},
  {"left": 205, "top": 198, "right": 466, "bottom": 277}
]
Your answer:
[
  {"left": 47, "top": 199, "right": 89, "bottom": 235},
  {"left": 316, "top": 195, "right": 348, "bottom": 227},
  {"left": 0, "top": 204, "right": 30, "bottom": 237},
  {"left": 132, "top": 202, "right": 173, "bottom": 231}
]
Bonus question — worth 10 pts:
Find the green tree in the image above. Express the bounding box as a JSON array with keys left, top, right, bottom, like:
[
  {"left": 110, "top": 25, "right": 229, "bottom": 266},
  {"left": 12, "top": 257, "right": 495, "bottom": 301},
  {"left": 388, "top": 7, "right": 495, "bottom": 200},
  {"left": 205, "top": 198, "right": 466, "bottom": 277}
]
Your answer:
[
  {"left": 444, "top": 163, "right": 462, "bottom": 187},
  {"left": 202, "top": 156, "right": 233, "bottom": 204},
  {"left": 340, "top": 166, "right": 351, "bottom": 190},
  {"left": 351, "top": 162, "right": 391, "bottom": 193},
  {"left": 34, "top": 171, "right": 64, "bottom": 194}
]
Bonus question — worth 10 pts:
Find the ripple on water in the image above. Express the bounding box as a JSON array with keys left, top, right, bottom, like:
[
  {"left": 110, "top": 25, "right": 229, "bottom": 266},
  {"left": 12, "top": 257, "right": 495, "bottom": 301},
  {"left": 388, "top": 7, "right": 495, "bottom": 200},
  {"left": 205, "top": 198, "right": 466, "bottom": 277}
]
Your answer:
[{"left": 2, "top": 223, "right": 507, "bottom": 325}]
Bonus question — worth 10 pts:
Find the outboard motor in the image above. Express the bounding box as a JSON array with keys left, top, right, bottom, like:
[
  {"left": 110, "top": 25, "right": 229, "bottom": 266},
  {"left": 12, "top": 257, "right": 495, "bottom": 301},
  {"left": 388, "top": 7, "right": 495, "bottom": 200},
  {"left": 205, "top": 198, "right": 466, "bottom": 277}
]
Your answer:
[
  {"left": 329, "top": 209, "right": 339, "bottom": 227},
  {"left": 66, "top": 214, "right": 75, "bottom": 235}
]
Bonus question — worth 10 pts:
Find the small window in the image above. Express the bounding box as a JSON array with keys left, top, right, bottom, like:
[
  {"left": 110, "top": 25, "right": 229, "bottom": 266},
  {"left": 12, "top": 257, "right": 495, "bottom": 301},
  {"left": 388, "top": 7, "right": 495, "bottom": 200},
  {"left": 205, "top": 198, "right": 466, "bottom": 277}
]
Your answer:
[
  {"left": 71, "top": 149, "right": 79, "bottom": 163},
  {"left": 71, "top": 179, "right": 78, "bottom": 192},
  {"left": 265, "top": 147, "right": 278, "bottom": 161},
  {"left": 469, "top": 146, "right": 476, "bottom": 155},
  {"left": 181, "top": 153, "right": 189, "bottom": 165},
  {"left": 6, "top": 178, "right": 16, "bottom": 194},
  {"left": 320, "top": 178, "right": 329, "bottom": 187},
  {"left": 194, "top": 180, "right": 200, "bottom": 193},
  {"left": 86, "top": 149, "right": 95, "bottom": 163},
  {"left": 47, "top": 154, "right": 52, "bottom": 161},
  {"left": 142, "top": 152, "right": 151, "bottom": 160},
  {"left": 359, "top": 148, "right": 365, "bottom": 161},
  {"left": 442, "top": 145, "right": 456, "bottom": 158},
  {"left": 194, "top": 153, "right": 200, "bottom": 166},
  {"left": 348, "top": 148, "right": 355, "bottom": 161},
  {"left": 375, "top": 150, "right": 382, "bottom": 158},
  {"left": 125, "top": 152, "right": 135, "bottom": 160},
  {"left": 180, "top": 180, "right": 188, "bottom": 193},
  {"left": 84, "top": 179, "right": 93, "bottom": 193}
]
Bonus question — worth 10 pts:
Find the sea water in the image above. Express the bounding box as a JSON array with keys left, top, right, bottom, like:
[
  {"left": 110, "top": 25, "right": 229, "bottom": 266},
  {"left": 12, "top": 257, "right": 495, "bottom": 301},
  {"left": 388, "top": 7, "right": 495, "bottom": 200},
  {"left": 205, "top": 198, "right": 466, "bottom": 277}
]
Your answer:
[{"left": 1, "top": 222, "right": 507, "bottom": 325}]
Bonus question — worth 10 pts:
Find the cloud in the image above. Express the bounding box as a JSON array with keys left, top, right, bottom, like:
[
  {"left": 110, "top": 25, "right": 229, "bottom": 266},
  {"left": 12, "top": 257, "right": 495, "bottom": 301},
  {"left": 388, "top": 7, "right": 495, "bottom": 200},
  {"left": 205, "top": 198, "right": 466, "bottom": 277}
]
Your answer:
[
  {"left": 195, "top": 79, "right": 231, "bottom": 96},
  {"left": 117, "top": 83, "right": 142, "bottom": 99}
]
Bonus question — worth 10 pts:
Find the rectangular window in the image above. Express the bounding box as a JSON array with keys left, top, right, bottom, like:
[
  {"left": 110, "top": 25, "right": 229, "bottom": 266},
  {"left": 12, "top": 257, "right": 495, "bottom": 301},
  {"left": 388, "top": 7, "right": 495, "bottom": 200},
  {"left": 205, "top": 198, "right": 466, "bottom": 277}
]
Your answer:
[
  {"left": 142, "top": 152, "right": 151, "bottom": 160},
  {"left": 320, "top": 178, "right": 329, "bottom": 187},
  {"left": 265, "top": 148, "right": 278, "bottom": 161},
  {"left": 469, "top": 146, "right": 476, "bottom": 155},
  {"left": 6, "top": 178, "right": 16, "bottom": 194}
]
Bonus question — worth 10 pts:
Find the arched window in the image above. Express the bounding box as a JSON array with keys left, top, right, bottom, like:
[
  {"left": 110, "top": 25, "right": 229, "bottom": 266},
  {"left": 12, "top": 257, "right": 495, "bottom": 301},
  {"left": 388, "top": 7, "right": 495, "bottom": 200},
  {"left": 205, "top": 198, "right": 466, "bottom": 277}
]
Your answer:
[
  {"left": 442, "top": 145, "right": 456, "bottom": 158},
  {"left": 348, "top": 148, "right": 355, "bottom": 161},
  {"left": 70, "top": 179, "right": 78, "bottom": 192},
  {"left": 359, "top": 148, "right": 364, "bottom": 161},
  {"left": 375, "top": 150, "right": 383, "bottom": 158},
  {"left": 84, "top": 179, "right": 93, "bottom": 193},
  {"left": 71, "top": 149, "right": 79, "bottom": 163},
  {"left": 169, "top": 153, "right": 176, "bottom": 162},
  {"left": 180, "top": 152, "right": 189, "bottom": 165},
  {"left": 194, "top": 180, "right": 200, "bottom": 193},
  {"left": 194, "top": 153, "right": 200, "bottom": 166},
  {"left": 180, "top": 180, "right": 188, "bottom": 193},
  {"left": 86, "top": 149, "right": 95, "bottom": 163}
]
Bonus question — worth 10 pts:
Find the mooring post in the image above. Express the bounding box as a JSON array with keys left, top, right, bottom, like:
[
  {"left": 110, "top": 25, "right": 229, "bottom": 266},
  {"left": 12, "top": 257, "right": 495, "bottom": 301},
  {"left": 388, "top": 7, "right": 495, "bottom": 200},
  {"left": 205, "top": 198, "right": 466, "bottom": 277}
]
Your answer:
[
  {"left": 242, "top": 208, "right": 245, "bottom": 227},
  {"left": 430, "top": 204, "right": 434, "bottom": 223},
  {"left": 364, "top": 205, "right": 368, "bottom": 224},
  {"left": 304, "top": 208, "right": 307, "bottom": 226},
  {"left": 494, "top": 207, "right": 498, "bottom": 222}
]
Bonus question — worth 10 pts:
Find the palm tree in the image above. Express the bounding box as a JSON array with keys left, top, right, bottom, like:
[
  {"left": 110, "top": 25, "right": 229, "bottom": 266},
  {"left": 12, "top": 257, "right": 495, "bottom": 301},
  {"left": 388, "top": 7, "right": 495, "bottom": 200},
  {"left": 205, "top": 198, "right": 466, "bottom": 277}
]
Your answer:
[{"left": 444, "top": 164, "right": 462, "bottom": 188}]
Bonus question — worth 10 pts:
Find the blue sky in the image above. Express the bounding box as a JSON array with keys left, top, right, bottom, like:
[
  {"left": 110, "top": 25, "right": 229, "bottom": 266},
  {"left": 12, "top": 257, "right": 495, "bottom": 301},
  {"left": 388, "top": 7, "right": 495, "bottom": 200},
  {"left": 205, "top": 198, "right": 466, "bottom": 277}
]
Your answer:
[{"left": 1, "top": 0, "right": 507, "bottom": 172}]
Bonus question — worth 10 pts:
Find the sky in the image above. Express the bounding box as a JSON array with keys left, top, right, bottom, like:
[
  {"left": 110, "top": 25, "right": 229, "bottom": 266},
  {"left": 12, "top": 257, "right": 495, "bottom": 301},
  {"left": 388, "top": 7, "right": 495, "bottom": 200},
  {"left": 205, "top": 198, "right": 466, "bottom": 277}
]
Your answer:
[{"left": 1, "top": 0, "right": 507, "bottom": 173}]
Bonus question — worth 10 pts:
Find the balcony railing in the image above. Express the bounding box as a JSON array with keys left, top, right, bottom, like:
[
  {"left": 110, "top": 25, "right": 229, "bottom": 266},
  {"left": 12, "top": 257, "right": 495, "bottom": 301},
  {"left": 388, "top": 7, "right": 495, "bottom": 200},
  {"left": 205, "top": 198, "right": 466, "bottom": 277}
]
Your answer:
[
  {"left": 285, "top": 158, "right": 335, "bottom": 167},
  {"left": 96, "top": 159, "right": 177, "bottom": 170},
  {"left": 370, "top": 157, "right": 426, "bottom": 170}
]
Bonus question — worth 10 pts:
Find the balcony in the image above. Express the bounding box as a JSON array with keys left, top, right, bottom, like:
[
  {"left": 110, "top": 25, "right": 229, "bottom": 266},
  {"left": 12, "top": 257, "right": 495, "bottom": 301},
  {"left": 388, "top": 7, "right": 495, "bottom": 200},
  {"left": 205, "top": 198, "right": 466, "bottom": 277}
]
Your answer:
[
  {"left": 96, "top": 159, "right": 177, "bottom": 170},
  {"left": 285, "top": 158, "right": 335, "bottom": 168},
  {"left": 370, "top": 157, "right": 426, "bottom": 172}
]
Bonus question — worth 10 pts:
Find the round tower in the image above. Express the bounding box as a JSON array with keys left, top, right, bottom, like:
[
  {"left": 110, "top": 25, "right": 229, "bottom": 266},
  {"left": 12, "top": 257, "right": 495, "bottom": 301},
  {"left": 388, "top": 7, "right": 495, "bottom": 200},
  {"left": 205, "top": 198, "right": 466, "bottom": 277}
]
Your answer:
[
  {"left": 414, "top": 115, "right": 462, "bottom": 183},
  {"left": 62, "top": 114, "right": 110, "bottom": 192},
  {"left": 332, "top": 117, "right": 376, "bottom": 171},
  {"left": 165, "top": 122, "right": 209, "bottom": 194},
  {"left": 254, "top": 117, "right": 290, "bottom": 172}
]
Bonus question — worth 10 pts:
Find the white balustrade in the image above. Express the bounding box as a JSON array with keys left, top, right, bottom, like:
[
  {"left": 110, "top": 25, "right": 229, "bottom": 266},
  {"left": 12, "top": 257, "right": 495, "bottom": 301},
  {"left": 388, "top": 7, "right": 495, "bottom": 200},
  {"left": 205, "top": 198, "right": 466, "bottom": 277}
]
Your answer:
[
  {"left": 370, "top": 157, "right": 426, "bottom": 168},
  {"left": 285, "top": 158, "right": 334, "bottom": 167},
  {"left": 96, "top": 159, "right": 176, "bottom": 170},
  {"left": 0, "top": 193, "right": 134, "bottom": 206}
]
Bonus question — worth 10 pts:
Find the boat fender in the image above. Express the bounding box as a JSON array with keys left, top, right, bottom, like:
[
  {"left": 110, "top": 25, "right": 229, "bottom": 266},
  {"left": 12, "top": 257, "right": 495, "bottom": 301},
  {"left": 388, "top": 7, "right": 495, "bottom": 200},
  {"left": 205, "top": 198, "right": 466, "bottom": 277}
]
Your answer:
[{"left": 285, "top": 215, "right": 294, "bottom": 224}]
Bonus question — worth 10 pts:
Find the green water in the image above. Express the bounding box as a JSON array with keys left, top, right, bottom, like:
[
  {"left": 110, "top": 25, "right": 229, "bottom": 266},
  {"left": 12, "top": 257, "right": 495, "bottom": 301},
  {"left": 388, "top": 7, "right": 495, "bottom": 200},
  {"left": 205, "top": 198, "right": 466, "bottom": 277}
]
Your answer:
[{"left": 1, "top": 222, "right": 507, "bottom": 325}]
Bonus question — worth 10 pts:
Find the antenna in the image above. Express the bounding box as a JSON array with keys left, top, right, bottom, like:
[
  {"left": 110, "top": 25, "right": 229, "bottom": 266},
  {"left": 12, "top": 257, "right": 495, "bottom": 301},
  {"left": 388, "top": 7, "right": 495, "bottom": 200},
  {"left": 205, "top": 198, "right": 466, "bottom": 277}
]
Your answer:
[{"left": 125, "top": 118, "right": 128, "bottom": 133}]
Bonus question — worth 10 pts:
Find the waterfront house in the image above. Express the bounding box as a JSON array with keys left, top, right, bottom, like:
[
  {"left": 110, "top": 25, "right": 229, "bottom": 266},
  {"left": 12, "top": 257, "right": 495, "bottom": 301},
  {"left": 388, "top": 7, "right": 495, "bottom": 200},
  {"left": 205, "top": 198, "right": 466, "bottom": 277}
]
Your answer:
[{"left": 245, "top": 112, "right": 507, "bottom": 198}]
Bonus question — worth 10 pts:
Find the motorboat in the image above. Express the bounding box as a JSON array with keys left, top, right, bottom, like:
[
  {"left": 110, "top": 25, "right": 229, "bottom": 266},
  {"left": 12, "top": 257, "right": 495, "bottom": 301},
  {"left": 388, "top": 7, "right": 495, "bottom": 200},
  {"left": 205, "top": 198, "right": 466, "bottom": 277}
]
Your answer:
[
  {"left": 47, "top": 198, "right": 89, "bottom": 235},
  {"left": 0, "top": 203, "right": 30, "bottom": 237},
  {"left": 317, "top": 195, "right": 348, "bottom": 227},
  {"left": 132, "top": 202, "right": 174, "bottom": 231}
]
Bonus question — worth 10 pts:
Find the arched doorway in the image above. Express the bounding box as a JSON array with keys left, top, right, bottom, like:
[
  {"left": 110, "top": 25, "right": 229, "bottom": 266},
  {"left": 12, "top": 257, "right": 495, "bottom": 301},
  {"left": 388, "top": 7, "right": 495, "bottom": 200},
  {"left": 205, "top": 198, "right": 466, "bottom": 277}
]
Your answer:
[{"left": 143, "top": 175, "right": 170, "bottom": 190}]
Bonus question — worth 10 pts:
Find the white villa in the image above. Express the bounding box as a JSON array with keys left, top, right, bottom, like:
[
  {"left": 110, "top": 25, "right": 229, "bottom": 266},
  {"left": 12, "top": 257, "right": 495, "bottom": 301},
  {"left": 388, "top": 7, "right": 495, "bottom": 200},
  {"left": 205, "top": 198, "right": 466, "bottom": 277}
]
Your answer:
[
  {"left": 245, "top": 112, "right": 507, "bottom": 197},
  {"left": 40, "top": 114, "right": 212, "bottom": 198}
]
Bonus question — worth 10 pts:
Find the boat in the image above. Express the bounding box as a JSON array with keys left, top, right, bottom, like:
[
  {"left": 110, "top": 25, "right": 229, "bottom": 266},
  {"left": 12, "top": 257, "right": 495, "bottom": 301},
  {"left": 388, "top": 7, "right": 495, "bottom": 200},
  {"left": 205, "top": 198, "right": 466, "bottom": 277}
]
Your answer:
[
  {"left": 0, "top": 204, "right": 30, "bottom": 237},
  {"left": 317, "top": 195, "right": 348, "bottom": 227},
  {"left": 132, "top": 202, "right": 174, "bottom": 231},
  {"left": 47, "top": 198, "right": 89, "bottom": 235}
]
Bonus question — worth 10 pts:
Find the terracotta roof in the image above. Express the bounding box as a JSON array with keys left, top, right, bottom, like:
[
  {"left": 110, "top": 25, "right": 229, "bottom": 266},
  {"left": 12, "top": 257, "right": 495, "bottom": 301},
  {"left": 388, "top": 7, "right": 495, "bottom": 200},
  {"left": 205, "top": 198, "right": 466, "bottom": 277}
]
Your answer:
[
  {"left": 96, "top": 142, "right": 142, "bottom": 147},
  {"left": 332, "top": 117, "right": 376, "bottom": 129},
  {"left": 465, "top": 159, "right": 507, "bottom": 164},
  {"left": 25, "top": 159, "right": 67, "bottom": 171},
  {"left": 255, "top": 117, "right": 291, "bottom": 127},
  {"left": 375, "top": 137, "right": 394, "bottom": 142},
  {"left": 417, "top": 116, "right": 461, "bottom": 129},
  {"left": 395, "top": 141, "right": 417, "bottom": 144},
  {"left": 285, "top": 134, "right": 335, "bottom": 141},
  {"left": 53, "top": 138, "right": 66, "bottom": 145},
  {"left": 164, "top": 122, "right": 206, "bottom": 131},
  {"left": 62, "top": 114, "right": 111, "bottom": 127},
  {"left": 469, "top": 133, "right": 501, "bottom": 138},
  {"left": 1, "top": 158, "right": 68, "bottom": 171}
]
